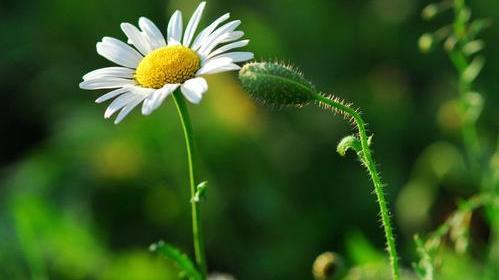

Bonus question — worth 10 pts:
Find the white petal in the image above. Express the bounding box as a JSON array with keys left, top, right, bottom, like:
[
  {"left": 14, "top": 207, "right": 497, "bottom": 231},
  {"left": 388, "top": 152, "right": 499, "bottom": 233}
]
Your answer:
[
  {"left": 83, "top": 67, "right": 135, "bottom": 81},
  {"left": 191, "top": 13, "right": 230, "bottom": 51},
  {"left": 104, "top": 92, "right": 138, "bottom": 118},
  {"left": 97, "top": 37, "right": 143, "bottom": 68},
  {"left": 220, "top": 31, "right": 244, "bottom": 43},
  {"left": 95, "top": 87, "right": 129, "bottom": 103},
  {"left": 142, "top": 84, "right": 179, "bottom": 115},
  {"left": 121, "top": 23, "right": 152, "bottom": 55},
  {"left": 167, "top": 10, "right": 183, "bottom": 45},
  {"left": 208, "top": 52, "right": 253, "bottom": 63},
  {"left": 196, "top": 57, "right": 240, "bottom": 75},
  {"left": 183, "top": 2, "right": 206, "bottom": 47},
  {"left": 129, "top": 85, "right": 156, "bottom": 97},
  {"left": 114, "top": 95, "right": 146, "bottom": 124},
  {"left": 138, "top": 17, "right": 166, "bottom": 49},
  {"left": 103, "top": 86, "right": 152, "bottom": 119},
  {"left": 197, "top": 20, "right": 241, "bottom": 56},
  {"left": 205, "top": 40, "right": 249, "bottom": 60},
  {"left": 203, "top": 63, "right": 240, "bottom": 75},
  {"left": 79, "top": 78, "right": 135, "bottom": 90},
  {"left": 181, "top": 77, "right": 208, "bottom": 104},
  {"left": 198, "top": 20, "right": 241, "bottom": 47}
]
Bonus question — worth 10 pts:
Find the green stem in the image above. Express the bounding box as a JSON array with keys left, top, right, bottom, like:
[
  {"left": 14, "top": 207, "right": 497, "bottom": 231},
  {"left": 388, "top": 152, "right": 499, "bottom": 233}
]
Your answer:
[
  {"left": 449, "top": 49, "right": 482, "bottom": 181},
  {"left": 172, "top": 90, "right": 207, "bottom": 278},
  {"left": 449, "top": 0, "right": 483, "bottom": 182},
  {"left": 314, "top": 93, "right": 400, "bottom": 280}
]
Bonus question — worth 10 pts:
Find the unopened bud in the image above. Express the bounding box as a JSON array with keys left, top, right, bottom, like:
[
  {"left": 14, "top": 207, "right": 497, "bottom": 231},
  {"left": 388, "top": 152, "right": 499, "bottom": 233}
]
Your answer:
[
  {"left": 418, "top": 33, "right": 434, "bottom": 53},
  {"left": 468, "top": 18, "right": 493, "bottom": 38},
  {"left": 422, "top": 4, "right": 439, "bottom": 20},
  {"left": 239, "top": 62, "right": 316, "bottom": 107},
  {"left": 458, "top": 8, "right": 471, "bottom": 25},
  {"left": 313, "top": 251, "right": 343, "bottom": 280},
  {"left": 463, "top": 40, "right": 484, "bottom": 56},
  {"left": 463, "top": 91, "right": 484, "bottom": 123},
  {"left": 421, "top": 2, "right": 452, "bottom": 21},
  {"left": 444, "top": 36, "right": 457, "bottom": 52},
  {"left": 462, "top": 56, "right": 485, "bottom": 83}
]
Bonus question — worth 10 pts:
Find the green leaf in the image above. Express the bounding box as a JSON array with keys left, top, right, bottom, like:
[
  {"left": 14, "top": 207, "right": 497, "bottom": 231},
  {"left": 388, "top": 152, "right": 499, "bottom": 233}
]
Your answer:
[
  {"left": 191, "top": 181, "right": 208, "bottom": 203},
  {"left": 149, "top": 241, "right": 202, "bottom": 280}
]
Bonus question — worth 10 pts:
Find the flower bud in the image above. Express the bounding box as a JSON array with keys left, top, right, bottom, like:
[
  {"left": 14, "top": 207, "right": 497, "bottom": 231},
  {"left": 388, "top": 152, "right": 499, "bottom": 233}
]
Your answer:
[
  {"left": 238, "top": 62, "right": 316, "bottom": 107},
  {"left": 422, "top": 4, "right": 439, "bottom": 20},
  {"left": 418, "top": 33, "right": 434, "bottom": 53},
  {"left": 462, "top": 56, "right": 485, "bottom": 83},
  {"left": 421, "top": 2, "right": 452, "bottom": 21},
  {"left": 444, "top": 36, "right": 457, "bottom": 52},
  {"left": 463, "top": 40, "right": 485, "bottom": 56},
  {"left": 312, "top": 251, "right": 343, "bottom": 280},
  {"left": 468, "top": 18, "right": 493, "bottom": 38},
  {"left": 463, "top": 91, "right": 484, "bottom": 123}
]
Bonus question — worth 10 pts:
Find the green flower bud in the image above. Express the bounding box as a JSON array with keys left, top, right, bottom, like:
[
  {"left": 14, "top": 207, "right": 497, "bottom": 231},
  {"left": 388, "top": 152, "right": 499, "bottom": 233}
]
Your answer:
[
  {"left": 422, "top": 4, "right": 439, "bottom": 20},
  {"left": 418, "top": 33, "right": 434, "bottom": 53},
  {"left": 462, "top": 56, "right": 485, "bottom": 83},
  {"left": 468, "top": 18, "right": 493, "bottom": 38},
  {"left": 238, "top": 62, "right": 316, "bottom": 107},
  {"left": 463, "top": 91, "right": 484, "bottom": 123},
  {"left": 421, "top": 2, "right": 452, "bottom": 21},
  {"left": 458, "top": 8, "right": 471, "bottom": 25},
  {"left": 444, "top": 36, "right": 457, "bottom": 52},
  {"left": 463, "top": 40, "right": 485, "bottom": 56}
]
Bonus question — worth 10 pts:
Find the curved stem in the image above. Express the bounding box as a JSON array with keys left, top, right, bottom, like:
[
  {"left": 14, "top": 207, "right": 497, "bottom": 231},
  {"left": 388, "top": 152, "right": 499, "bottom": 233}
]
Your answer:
[
  {"left": 314, "top": 93, "right": 400, "bottom": 280},
  {"left": 172, "top": 90, "right": 207, "bottom": 278}
]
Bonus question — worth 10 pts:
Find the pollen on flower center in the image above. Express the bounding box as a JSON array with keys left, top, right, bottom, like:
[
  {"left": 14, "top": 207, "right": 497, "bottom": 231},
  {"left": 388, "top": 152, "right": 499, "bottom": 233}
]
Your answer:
[{"left": 135, "top": 45, "right": 200, "bottom": 89}]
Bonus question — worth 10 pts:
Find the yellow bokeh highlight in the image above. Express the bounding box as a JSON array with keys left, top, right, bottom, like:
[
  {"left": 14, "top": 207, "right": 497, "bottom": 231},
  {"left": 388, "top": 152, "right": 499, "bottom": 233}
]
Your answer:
[
  {"left": 91, "top": 139, "right": 144, "bottom": 181},
  {"left": 205, "top": 75, "right": 262, "bottom": 134}
]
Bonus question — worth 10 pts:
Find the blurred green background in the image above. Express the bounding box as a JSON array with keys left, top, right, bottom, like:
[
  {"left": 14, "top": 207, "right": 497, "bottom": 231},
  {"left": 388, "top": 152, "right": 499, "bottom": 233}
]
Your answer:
[{"left": 1, "top": 0, "right": 499, "bottom": 279}]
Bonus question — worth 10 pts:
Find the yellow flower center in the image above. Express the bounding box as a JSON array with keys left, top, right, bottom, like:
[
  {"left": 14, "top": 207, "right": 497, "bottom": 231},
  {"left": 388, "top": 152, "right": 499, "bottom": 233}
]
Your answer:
[{"left": 135, "top": 45, "right": 200, "bottom": 89}]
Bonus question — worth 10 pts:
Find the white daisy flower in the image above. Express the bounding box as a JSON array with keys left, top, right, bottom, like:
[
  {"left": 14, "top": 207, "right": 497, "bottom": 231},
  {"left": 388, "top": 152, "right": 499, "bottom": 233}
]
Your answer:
[{"left": 79, "top": 2, "right": 253, "bottom": 124}]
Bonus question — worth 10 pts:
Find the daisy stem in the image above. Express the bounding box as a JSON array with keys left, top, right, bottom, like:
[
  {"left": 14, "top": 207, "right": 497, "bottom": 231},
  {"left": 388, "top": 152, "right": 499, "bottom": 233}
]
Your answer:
[
  {"left": 172, "top": 90, "right": 207, "bottom": 277},
  {"left": 314, "top": 93, "right": 400, "bottom": 280}
]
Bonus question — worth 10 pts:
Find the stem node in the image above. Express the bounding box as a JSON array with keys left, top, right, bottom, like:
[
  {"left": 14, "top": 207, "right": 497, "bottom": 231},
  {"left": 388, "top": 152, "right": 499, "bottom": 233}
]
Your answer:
[{"left": 173, "top": 91, "right": 208, "bottom": 278}]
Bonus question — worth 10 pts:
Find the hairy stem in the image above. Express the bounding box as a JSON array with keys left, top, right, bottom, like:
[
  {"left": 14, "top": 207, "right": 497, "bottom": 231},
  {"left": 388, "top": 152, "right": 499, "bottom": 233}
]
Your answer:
[
  {"left": 173, "top": 90, "right": 207, "bottom": 277},
  {"left": 314, "top": 93, "right": 400, "bottom": 280}
]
